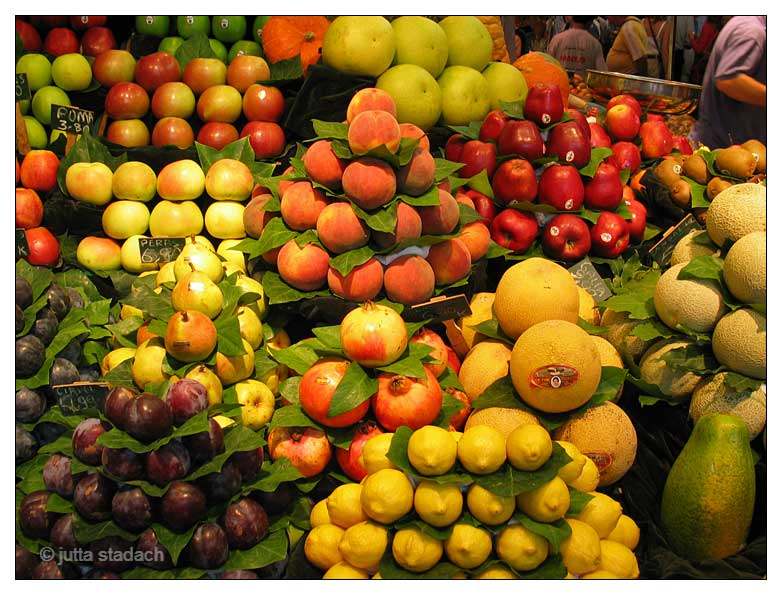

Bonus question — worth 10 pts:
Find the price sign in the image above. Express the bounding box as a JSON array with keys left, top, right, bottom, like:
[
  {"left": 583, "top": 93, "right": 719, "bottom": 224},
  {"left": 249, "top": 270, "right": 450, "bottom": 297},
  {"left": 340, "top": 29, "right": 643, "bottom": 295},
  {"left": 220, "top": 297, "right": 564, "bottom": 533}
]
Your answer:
[
  {"left": 52, "top": 382, "right": 110, "bottom": 415},
  {"left": 15, "top": 73, "right": 30, "bottom": 102},
  {"left": 50, "top": 104, "right": 96, "bottom": 134},
  {"left": 15, "top": 229, "right": 29, "bottom": 259},
  {"left": 405, "top": 294, "right": 471, "bottom": 323},
  {"left": 568, "top": 257, "right": 612, "bottom": 302},
  {"left": 647, "top": 214, "right": 702, "bottom": 267},
  {"left": 138, "top": 238, "right": 186, "bottom": 264}
]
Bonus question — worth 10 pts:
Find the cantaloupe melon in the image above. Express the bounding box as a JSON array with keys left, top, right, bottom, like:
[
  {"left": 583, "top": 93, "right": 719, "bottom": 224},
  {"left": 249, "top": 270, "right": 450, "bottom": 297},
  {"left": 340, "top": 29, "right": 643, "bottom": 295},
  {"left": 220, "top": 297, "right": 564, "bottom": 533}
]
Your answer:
[
  {"left": 711, "top": 308, "right": 766, "bottom": 379},
  {"left": 639, "top": 339, "right": 701, "bottom": 399},
  {"left": 653, "top": 262, "right": 727, "bottom": 333},
  {"left": 600, "top": 309, "right": 654, "bottom": 367},
  {"left": 590, "top": 336, "right": 623, "bottom": 369},
  {"left": 723, "top": 231, "right": 766, "bottom": 304},
  {"left": 689, "top": 373, "right": 766, "bottom": 439},
  {"left": 464, "top": 407, "right": 539, "bottom": 438},
  {"left": 577, "top": 286, "right": 600, "bottom": 325},
  {"left": 670, "top": 230, "right": 719, "bottom": 266},
  {"left": 458, "top": 340, "right": 511, "bottom": 402},
  {"left": 445, "top": 292, "right": 495, "bottom": 357},
  {"left": 705, "top": 183, "right": 766, "bottom": 247}
]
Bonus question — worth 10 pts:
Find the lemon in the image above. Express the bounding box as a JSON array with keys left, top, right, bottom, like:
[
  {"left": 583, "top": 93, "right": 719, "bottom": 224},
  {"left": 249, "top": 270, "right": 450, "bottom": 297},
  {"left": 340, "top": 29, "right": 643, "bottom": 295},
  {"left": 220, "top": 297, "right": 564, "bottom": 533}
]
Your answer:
[
  {"left": 323, "top": 561, "right": 369, "bottom": 579},
  {"left": 582, "top": 570, "right": 620, "bottom": 579},
  {"left": 450, "top": 431, "right": 463, "bottom": 443},
  {"left": 392, "top": 527, "right": 443, "bottom": 572},
  {"left": 597, "top": 540, "right": 639, "bottom": 578},
  {"left": 338, "top": 521, "right": 388, "bottom": 570},
  {"left": 414, "top": 481, "right": 463, "bottom": 527},
  {"left": 607, "top": 515, "right": 640, "bottom": 550},
  {"left": 361, "top": 469, "right": 414, "bottom": 524},
  {"left": 457, "top": 425, "right": 507, "bottom": 474},
  {"left": 408, "top": 425, "right": 457, "bottom": 476},
  {"left": 496, "top": 525, "right": 548, "bottom": 571},
  {"left": 444, "top": 523, "right": 492, "bottom": 569},
  {"left": 560, "top": 519, "right": 601, "bottom": 576},
  {"left": 574, "top": 492, "right": 622, "bottom": 538},
  {"left": 466, "top": 484, "right": 514, "bottom": 525},
  {"left": 506, "top": 424, "right": 553, "bottom": 471},
  {"left": 304, "top": 524, "right": 345, "bottom": 570},
  {"left": 310, "top": 499, "right": 331, "bottom": 527},
  {"left": 475, "top": 564, "right": 517, "bottom": 579},
  {"left": 555, "top": 441, "right": 586, "bottom": 482},
  {"left": 361, "top": 433, "right": 398, "bottom": 474},
  {"left": 516, "top": 476, "right": 570, "bottom": 522},
  {"left": 327, "top": 483, "right": 368, "bottom": 528},
  {"left": 568, "top": 457, "right": 600, "bottom": 492}
]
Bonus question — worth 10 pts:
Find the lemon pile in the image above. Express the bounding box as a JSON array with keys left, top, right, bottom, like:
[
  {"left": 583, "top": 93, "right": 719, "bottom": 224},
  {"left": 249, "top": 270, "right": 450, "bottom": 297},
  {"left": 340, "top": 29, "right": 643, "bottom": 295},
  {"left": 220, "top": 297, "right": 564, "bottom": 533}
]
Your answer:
[{"left": 303, "top": 424, "right": 641, "bottom": 579}]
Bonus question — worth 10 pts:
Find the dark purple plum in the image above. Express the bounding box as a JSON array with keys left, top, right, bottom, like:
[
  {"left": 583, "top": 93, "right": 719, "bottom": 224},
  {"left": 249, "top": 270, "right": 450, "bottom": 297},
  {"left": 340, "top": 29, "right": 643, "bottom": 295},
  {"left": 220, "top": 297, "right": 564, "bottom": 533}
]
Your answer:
[
  {"left": 111, "top": 487, "right": 152, "bottom": 532},
  {"left": 223, "top": 498, "right": 269, "bottom": 550},
  {"left": 16, "top": 276, "right": 33, "bottom": 308},
  {"left": 59, "top": 338, "right": 83, "bottom": 367},
  {"left": 73, "top": 473, "right": 116, "bottom": 522},
  {"left": 15, "top": 387, "right": 47, "bottom": 423},
  {"left": 33, "top": 421, "right": 66, "bottom": 447},
  {"left": 50, "top": 513, "right": 78, "bottom": 550},
  {"left": 16, "top": 335, "right": 45, "bottom": 377},
  {"left": 199, "top": 461, "right": 241, "bottom": 503},
  {"left": 251, "top": 481, "right": 295, "bottom": 515},
  {"left": 16, "top": 425, "right": 37, "bottom": 463},
  {"left": 79, "top": 365, "right": 101, "bottom": 382},
  {"left": 165, "top": 378, "right": 209, "bottom": 425},
  {"left": 19, "top": 491, "right": 56, "bottom": 539},
  {"left": 46, "top": 284, "right": 70, "bottom": 320},
  {"left": 16, "top": 304, "right": 24, "bottom": 334},
  {"left": 229, "top": 447, "right": 264, "bottom": 482},
  {"left": 42, "top": 454, "right": 77, "bottom": 498},
  {"left": 15, "top": 544, "right": 38, "bottom": 579},
  {"left": 221, "top": 570, "right": 258, "bottom": 579},
  {"left": 50, "top": 357, "right": 80, "bottom": 386},
  {"left": 31, "top": 308, "right": 58, "bottom": 346},
  {"left": 188, "top": 523, "right": 229, "bottom": 569},
  {"left": 72, "top": 418, "right": 109, "bottom": 465},
  {"left": 65, "top": 288, "right": 84, "bottom": 310},
  {"left": 161, "top": 481, "right": 207, "bottom": 531},
  {"left": 137, "top": 528, "right": 173, "bottom": 569},
  {"left": 101, "top": 447, "right": 144, "bottom": 480},
  {"left": 145, "top": 440, "right": 191, "bottom": 486},
  {"left": 125, "top": 393, "right": 172, "bottom": 442},
  {"left": 31, "top": 559, "right": 80, "bottom": 579},
  {"left": 103, "top": 387, "right": 138, "bottom": 429},
  {"left": 90, "top": 536, "right": 134, "bottom": 572},
  {"left": 184, "top": 418, "right": 224, "bottom": 464}
]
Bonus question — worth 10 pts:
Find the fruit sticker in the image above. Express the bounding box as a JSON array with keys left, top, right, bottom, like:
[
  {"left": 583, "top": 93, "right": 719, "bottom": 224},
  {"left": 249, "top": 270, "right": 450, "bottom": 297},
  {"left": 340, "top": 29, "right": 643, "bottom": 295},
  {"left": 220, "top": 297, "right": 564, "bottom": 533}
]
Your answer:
[
  {"left": 583, "top": 451, "right": 614, "bottom": 472},
  {"left": 529, "top": 364, "right": 579, "bottom": 389}
]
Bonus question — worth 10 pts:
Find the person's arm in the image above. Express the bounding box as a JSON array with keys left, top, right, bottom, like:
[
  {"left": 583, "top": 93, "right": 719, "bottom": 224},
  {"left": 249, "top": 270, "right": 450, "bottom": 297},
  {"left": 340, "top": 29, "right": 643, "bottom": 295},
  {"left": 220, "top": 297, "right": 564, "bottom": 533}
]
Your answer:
[{"left": 715, "top": 75, "right": 766, "bottom": 106}]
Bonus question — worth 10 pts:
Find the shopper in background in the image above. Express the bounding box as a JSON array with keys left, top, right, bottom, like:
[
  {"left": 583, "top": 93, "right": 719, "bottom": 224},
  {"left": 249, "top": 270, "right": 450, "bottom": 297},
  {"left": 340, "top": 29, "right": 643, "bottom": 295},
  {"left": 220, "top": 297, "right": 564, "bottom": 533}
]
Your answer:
[
  {"left": 606, "top": 16, "right": 656, "bottom": 75},
  {"left": 674, "top": 15, "right": 695, "bottom": 81},
  {"left": 693, "top": 16, "right": 766, "bottom": 148},
  {"left": 645, "top": 16, "right": 671, "bottom": 78},
  {"left": 689, "top": 16, "right": 722, "bottom": 84},
  {"left": 547, "top": 16, "right": 606, "bottom": 73},
  {"left": 589, "top": 16, "right": 615, "bottom": 57}
]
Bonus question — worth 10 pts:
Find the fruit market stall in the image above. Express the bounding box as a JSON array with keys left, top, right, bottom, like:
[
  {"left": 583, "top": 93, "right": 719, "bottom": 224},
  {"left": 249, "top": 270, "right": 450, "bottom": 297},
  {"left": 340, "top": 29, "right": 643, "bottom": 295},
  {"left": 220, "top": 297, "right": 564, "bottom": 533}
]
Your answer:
[{"left": 14, "top": 15, "right": 766, "bottom": 580}]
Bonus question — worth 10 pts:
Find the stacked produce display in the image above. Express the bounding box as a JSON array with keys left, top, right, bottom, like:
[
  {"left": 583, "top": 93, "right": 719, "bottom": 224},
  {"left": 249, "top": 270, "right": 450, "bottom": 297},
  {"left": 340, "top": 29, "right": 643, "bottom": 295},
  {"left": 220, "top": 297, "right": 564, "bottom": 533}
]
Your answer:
[{"left": 14, "top": 14, "right": 766, "bottom": 581}]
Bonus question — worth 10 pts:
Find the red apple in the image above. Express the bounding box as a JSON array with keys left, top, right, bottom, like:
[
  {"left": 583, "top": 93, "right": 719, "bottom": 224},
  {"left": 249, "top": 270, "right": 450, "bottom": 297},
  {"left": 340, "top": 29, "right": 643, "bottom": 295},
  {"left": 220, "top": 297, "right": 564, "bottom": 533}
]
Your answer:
[
  {"left": 589, "top": 123, "right": 612, "bottom": 148},
  {"left": 459, "top": 140, "right": 497, "bottom": 178},
  {"left": 639, "top": 121, "right": 673, "bottom": 159},
  {"left": 20, "top": 150, "right": 59, "bottom": 193},
  {"left": 538, "top": 164, "right": 584, "bottom": 211},
  {"left": 590, "top": 211, "right": 630, "bottom": 258},
  {"left": 242, "top": 84, "right": 285, "bottom": 122},
  {"left": 70, "top": 16, "right": 107, "bottom": 30},
  {"left": 43, "top": 28, "right": 79, "bottom": 56},
  {"left": 566, "top": 109, "right": 591, "bottom": 143},
  {"left": 604, "top": 105, "right": 641, "bottom": 141},
  {"left": 608, "top": 141, "right": 641, "bottom": 174},
  {"left": 106, "top": 119, "right": 150, "bottom": 148},
  {"left": 672, "top": 135, "right": 693, "bottom": 155},
  {"left": 15, "top": 19, "right": 42, "bottom": 51},
  {"left": 16, "top": 188, "right": 44, "bottom": 229},
  {"left": 152, "top": 117, "right": 194, "bottom": 149},
  {"left": 134, "top": 52, "right": 181, "bottom": 93},
  {"left": 197, "top": 122, "right": 239, "bottom": 150},
  {"left": 546, "top": 121, "right": 591, "bottom": 167},
  {"left": 497, "top": 119, "right": 545, "bottom": 160},
  {"left": 624, "top": 198, "right": 647, "bottom": 243},
  {"left": 584, "top": 162, "right": 623, "bottom": 211},
  {"left": 607, "top": 94, "right": 642, "bottom": 116},
  {"left": 25, "top": 227, "right": 60, "bottom": 266},
  {"left": 542, "top": 213, "right": 591, "bottom": 261},
  {"left": 445, "top": 134, "right": 466, "bottom": 162},
  {"left": 105, "top": 82, "right": 150, "bottom": 119},
  {"left": 151, "top": 82, "right": 195, "bottom": 119},
  {"left": 491, "top": 158, "right": 537, "bottom": 204},
  {"left": 81, "top": 26, "right": 116, "bottom": 56},
  {"left": 457, "top": 189, "right": 496, "bottom": 225},
  {"left": 490, "top": 209, "right": 539, "bottom": 253},
  {"left": 241, "top": 121, "right": 285, "bottom": 159},
  {"left": 478, "top": 109, "right": 508, "bottom": 143},
  {"left": 524, "top": 83, "right": 564, "bottom": 127},
  {"left": 92, "top": 49, "right": 136, "bottom": 87}
]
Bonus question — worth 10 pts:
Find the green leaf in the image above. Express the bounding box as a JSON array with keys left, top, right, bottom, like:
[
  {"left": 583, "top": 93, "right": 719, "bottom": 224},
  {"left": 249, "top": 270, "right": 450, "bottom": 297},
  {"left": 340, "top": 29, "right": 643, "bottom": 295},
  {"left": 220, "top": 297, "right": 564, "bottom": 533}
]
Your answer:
[
  {"left": 376, "top": 346, "right": 428, "bottom": 379},
  {"left": 722, "top": 372, "right": 763, "bottom": 392},
  {"left": 268, "top": 55, "right": 303, "bottom": 81},
  {"left": 692, "top": 230, "right": 717, "bottom": 246},
  {"left": 473, "top": 443, "right": 571, "bottom": 497},
  {"left": 453, "top": 169, "right": 494, "bottom": 198},
  {"left": 196, "top": 136, "right": 256, "bottom": 173},
  {"left": 678, "top": 254, "right": 724, "bottom": 283},
  {"left": 311, "top": 326, "right": 342, "bottom": 351},
  {"left": 399, "top": 185, "right": 441, "bottom": 207},
  {"left": 56, "top": 128, "right": 127, "bottom": 195},
  {"left": 102, "top": 358, "right": 135, "bottom": 389},
  {"left": 602, "top": 292, "right": 656, "bottom": 320},
  {"left": 500, "top": 98, "right": 525, "bottom": 119},
  {"left": 173, "top": 31, "right": 217, "bottom": 69},
  {"left": 46, "top": 492, "right": 74, "bottom": 513},
  {"left": 434, "top": 158, "right": 464, "bottom": 181},
  {"left": 577, "top": 317, "right": 607, "bottom": 335},
  {"left": 97, "top": 408, "right": 212, "bottom": 454},
  {"left": 311, "top": 120, "right": 349, "bottom": 141},
  {"left": 630, "top": 318, "right": 678, "bottom": 341},
  {"left": 270, "top": 404, "right": 320, "bottom": 430},
  {"left": 683, "top": 176, "right": 709, "bottom": 207},
  {"left": 280, "top": 376, "right": 301, "bottom": 405},
  {"left": 662, "top": 343, "right": 719, "bottom": 375},
  {"left": 121, "top": 283, "right": 174, "bottom": 322},
  {"left": 246, "top": 458, "right": 304, "bottom": 493},
  {"left": 237, "top": 217, "right": 297, "bottom": 259},
  {"left": 270, "top": 343, "right": 319, "bottom": 375},
  {"left": 447, "top": 121, "right": 482, "bottom": 140},
  {"left": 329, "top": 245, "right": 375, "bottom": 276},
  {"left": 458, "top": 202, "right": 484, "bottom": 226},
  {"left": 213, "top": 280, "right": 249, "bottom": 357},
  {"left": 467, "top": 318, "right": 514, "bottom": 346},
  {"left": 222, "top": 530, "right": 288, "bottom": 571},
  {"left": 517, "top": 554, "right": 568, "bottom": 579},
  {"left": 508, "top": 200, "right": 558, "bottom": 215},
  {"left": 262, "top": 271, "right": 332, "bottom": 305},
  {"left": 434, "top": 392, "right": 468, "bottom": 429},
  {"left": 471, "top": 376, "right": 523, "bottom": 411},
  {"left": 438, "top": 367, "right": 463, "bottom": 391},
  {"left": 151, "top": 522, "right": 197, "bottom": 566},
  {"left": 579, "top": 147, "right": 613, "bottom": 177},
  {"left": 379, "top": 551, "right": 461, "bottom": 579},
  {"left": 590, "top": 367, "right": 627, "bottom": 404},
  {"left": 73, "top": 516, "right": 139, "bottom": 543},
  {"left": 328, "top": 362, "right": 378, "bottom": 417},
  {"left": 55, "top": 267, "right": 102, "bottom": 300},
  {"left": 567, "top": 489, "right": 595, "bottom": 515},
  {"left": 514, "top": 513, "right": 572, "bottom": 553},
  {"left": 351, "top": 199, "right": 399, "bottom": 234}
]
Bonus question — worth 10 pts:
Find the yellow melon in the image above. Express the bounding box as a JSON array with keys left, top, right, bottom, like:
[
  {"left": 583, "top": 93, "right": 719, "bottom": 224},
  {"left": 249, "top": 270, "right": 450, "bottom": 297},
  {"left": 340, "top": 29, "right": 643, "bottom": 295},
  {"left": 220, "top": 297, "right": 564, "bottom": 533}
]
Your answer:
[
  {"left": 711, "top": 308, "right": 766, "bottom": 379},
  {"left": 689, "top": 373, "right": 766, "bottom": 439},
  {"left": 653, "top": 263, "right": 727, "bottom": 333},
  {"left": 464, "top": 407, "right": 539, "bottom": 438},
  {"left": 458, "top": 340, "right": 512, "bottom": 402},
  {"left": 577, "top": 286, "right": 600, "bottom": 325},
  {"left": 723, "top": 231, "right": 766, "bottom": 304},
  {"left": 705, "top": 183, "right": 766, "bottom": 246},
  {"left": 670, "top": 230, "right": 719, "bottom": 266}
]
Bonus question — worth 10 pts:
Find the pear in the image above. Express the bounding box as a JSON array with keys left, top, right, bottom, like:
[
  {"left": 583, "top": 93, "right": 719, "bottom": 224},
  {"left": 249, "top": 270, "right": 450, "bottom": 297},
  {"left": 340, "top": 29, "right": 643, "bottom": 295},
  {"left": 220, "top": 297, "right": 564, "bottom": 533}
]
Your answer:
[
  {"left": 131, "top": 337, "right": 170, "bottom": 390},
  {"left": 215, "top": 338, "right": 255, "bottom": 385},
  {"left": 235, "top": 274, "right": 267, "bottom": 320},
  {"left": 172, "top": 271, "right": 224, "bottom": 319},
  {"left": 236, "top": 306, "right": 263, "bottom": 350},
  {"left": 186, "top": 364, "right": 223, "bottom": 406},
  {"left": 223, "top": 261, "right": 244, "bottom": 277},
  {"left": 101, "top": 347, "right": 136, "bottom": 376},
  {"left": 217, "top": 239, "right": 247, "bottom": 273},
  {"left": 164, "top": 310, "right": 217, "bottom": 362},
  {"left": 156, "top": 261, "right": 177, "bottom": 287},
  {"left": 174, "top": 239, "right": 224, "bottom": 282}
]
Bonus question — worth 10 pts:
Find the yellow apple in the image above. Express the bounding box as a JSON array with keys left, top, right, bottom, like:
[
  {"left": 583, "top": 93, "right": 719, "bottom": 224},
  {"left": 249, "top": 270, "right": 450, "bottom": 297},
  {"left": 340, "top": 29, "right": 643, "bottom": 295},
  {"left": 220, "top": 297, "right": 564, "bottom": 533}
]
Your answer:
[
  {"left": 156, "top": 158, "right": 205, "bottom": 201},
  {"left": 131, "top": 337, "right": 170, "bottom": 390},
  {"left": 205, "top": 158, "right": 254, "bottom": 201},
  {"left": 76, "top": 236, "right": 122, "bottom": 272},
  {"left": 121, "top": 235, "right": 159, "bottom": 273},
  {"left": 100, "top": 347, "right": 136, "bottom": 376},
  {"left": 236, "top": 305, "right": 263, "bottom": 349},
  {"left": 205, "top": 201, "right": 246, "bottom": 240},
  {"left": 149, "top": 200, "right": 204, "bottom": 237},
  {"left": 235, "top": 379, "right": 275, "bottom": 430},
  {"left": 185, "top": 364, "right": 223, "bottom": 406},
  {"left": 112, "top": 161, "right": 157, "bottom": 202},
  {"left": 102, "top": 200, "right": 151, "bottom": 239},
  {"left": 66, "top": 162, "right": 113, "bottom": 205},
  {"left": 217, "top": 239, "right": 246, "bottom": 272}
]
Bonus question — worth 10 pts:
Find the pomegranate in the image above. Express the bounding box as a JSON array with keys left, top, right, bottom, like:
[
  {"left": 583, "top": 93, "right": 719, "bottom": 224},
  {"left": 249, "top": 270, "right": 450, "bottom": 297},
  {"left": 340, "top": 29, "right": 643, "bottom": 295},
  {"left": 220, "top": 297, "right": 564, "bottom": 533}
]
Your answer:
[
  {"left": 410, "top": 328, "right": 449, "bottom": 377},
  {"left": 546, "top": 121, "right": 591, "bottom": 168},
  {"left": 335, "top": 421, "right": 383, "bottom": 481},
  {"left": 584, "top": 162, "right": 623, "bottom": 211},
  {"left": 497, "top": 119, "right": 545, "bottom": 160},
  {"left": 372, "top": 368, "right": 443, "bottom": 431},
  {"left": 267, "top": 427, "right": 332, "bottom": 478},
  {"left": 446, "top": 388, "right": 472, "bottom": 431},
  {"left": 299, "top": 358, "right": 370, "bottom": 428},
  {"left": 524, "top": 83, "right": 564, "bottom": 127},
  {"left": 538, "top": 165, "right": 584, "bottom": 211},
  {"left": 340, "top": 303, "right": 408, "bottom": 368}
]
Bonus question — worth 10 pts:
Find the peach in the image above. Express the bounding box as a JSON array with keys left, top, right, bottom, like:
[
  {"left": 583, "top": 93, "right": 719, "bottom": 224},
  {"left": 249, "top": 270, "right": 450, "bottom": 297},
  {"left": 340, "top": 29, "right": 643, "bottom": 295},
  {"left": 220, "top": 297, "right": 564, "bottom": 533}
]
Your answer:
[
  {"left": 426, "top": 238, "right": 472, "bottom": 285},
  {"left": 303, "top": 140, "right": 346, "bottom": 190},
  {"left": 458, "top": 222, "right": 490, "bottom": 261},
  {"left": 76, "top": 236, "right": 122, "bottom": 272},
  {"left": 346, "top": 88, "right": 397, "bottom": 124},
  {"left": 373, "top": 202, "right": 422, "bottom": 248},
  {"left": 112, "top": 161, "right": 157, "bottom": 202},
  {"left": 197, "top": 85, "right": 242, "bottom": 123},
  {"left": 383, "top": 255, "right": 435, "bottom": 305},
  {"left": 20, "top": 150, "right": 60, "bottom": 193},
  {"left": 280, "top": 181, "right": 329, "bottom": 231},
  {"left": 419, "top": 188, "right": 460, "bottom": 235},
  {"left": 316, "top": 202, "right": 369, "bottom": 254},
  {"left": 243, "top": 194, "right": 277, "bottom": 238},
  {"left": 278, "top": 165, "right": 296, "bottom": 196},
  {"left": 205, "top": 158, "right": 254, "bottom": 201},
  {"left": 342, "top": 157, "right": 397, "bottom": 210},
  {"left": 397, "top": 147, "right": 435, "bottom": 196},
  {"left": 454, "top": 190, "right": 475, "bottom": 209},
  {"left": 328, "top": 258, "right": 384, "bottom": 302},
  {"left": 399, "top": 123, "right": 429, "bottom": 150},
  {"left": 347, "top": 109, "right": 401, "bottom": 155},
  {"left": 156, "top": 159, "right": 205, "bottom": 201},
  {"left": 277, "top": 240, "right": 330, "bottom": 291}
]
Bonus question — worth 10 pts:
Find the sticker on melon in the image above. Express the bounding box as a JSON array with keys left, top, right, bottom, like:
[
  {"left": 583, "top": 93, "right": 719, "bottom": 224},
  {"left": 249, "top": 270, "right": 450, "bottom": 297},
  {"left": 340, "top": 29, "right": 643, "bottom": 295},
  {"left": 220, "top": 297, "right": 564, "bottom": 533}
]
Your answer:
[
  {"left": 529, "top": 364, "right": 579, "bottom": 389},
  {"left": 583, "top": 451, "right": 614, "bottom": 472}
]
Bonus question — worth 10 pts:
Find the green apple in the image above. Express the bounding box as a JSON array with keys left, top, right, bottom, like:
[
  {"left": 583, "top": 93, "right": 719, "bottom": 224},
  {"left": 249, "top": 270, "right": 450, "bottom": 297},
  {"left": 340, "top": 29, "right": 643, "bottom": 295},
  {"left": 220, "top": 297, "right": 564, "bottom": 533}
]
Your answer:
[
  {"left": 482, "top": 61, "right": 529, "bottom": 110},
  {"left": 235, "top": 274, "right": 267, "bottom": 320},
  {"left": 322, "top": 16, "right": 395, "bottom": 77},
  {"left": 377, "top": 64, "right": 442, "bottom": 131},
  {"left": 172, "top": 270, "right": 224, "bottom": 319},
  {"left": 217, "top": 239, "right": 247, "bottom": 273},
  {"left": 439, "top": 16, "right": 492, "bottom": 71},
  {"left": 102, "top": 201, "right": 151, "bottom": 240},
  {"left": 185, "top": 364, "right": 223, "bottom": 405},
  {"left": 438, "top": 65, "right": 492, "bottom": 126},
  {"left": 101, "top": 347, "right": 136, "bottom": 376},
  {"left": 251, "top": 16, "right": 270, "bottom": 45},
  {"left": 23, "top": 116, "right": 47, "bottom": 149},
  {"left": 235, "top": 379, "right": 274, "bottom": 430},
  {"left": 212, "top": 16, "right": 247, "bottom": 43},
  {"left": 205, "top": 201, "right": 246, "bottom": 240},
  {"left": 132, "top": 338, "right": 169, "bottom": 390},
  {"left": 177, "top": 16, "right": 211, "bottom": 38},
  {"left": 16, "top": 53, "right": 52, "bottom": 91},
  {"left": 391, "top": 16, "right": 448, "bottom": 78},
  {"left": 50, "top": 129, "right": 76, "bottom": 144},
  {"left": 135, "top": 16, "right": 171, "bottom": 38},
  {"left": 173, "top": 240, "right": 224, "bottom": 283},
  {"left": 228, "top": 40, "right": 262, "bottom": 62},
  {"left": 209, "top": 38, "right": 228, "bottom": 63},
  {"left": 159, "top": 36, "right": 184, "bottom": 55},
  {"left": 121, "top": 235, "right": 158, "bottom": 273},
  {"left": 65, "top": 162, "right": 114, "bottom": 205},
  {"left": 149, "top": 200, "right": 204, "bottom": 237},
  {"left": 31, "top": 86, "right": 70, "bottom": 125},
  {"left": 51, "top": 53, "right": 92, "bottom": 91}
]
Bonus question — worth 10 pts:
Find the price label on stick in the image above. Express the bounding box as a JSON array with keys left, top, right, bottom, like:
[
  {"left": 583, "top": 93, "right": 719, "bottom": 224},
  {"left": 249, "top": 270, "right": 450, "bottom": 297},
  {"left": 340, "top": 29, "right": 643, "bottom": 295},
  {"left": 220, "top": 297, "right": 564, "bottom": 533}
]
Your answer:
[
  {"left": 138, "top": 238, "right": 186, "bottom": 264},
  {"left": 15, "top": 229, "right": 29, "bottom": 259},
  {"left": 405, "top": 294, "right": 471, "bottom": 323},
  {"left": 50, "top": 104, "right": 96, "bottom": 134},
  {"left": 647, "top": 214, "right": 702, "bottom": 267},
  {"left": 15, "top": 73, "right": 30, "bottom": 102},
  {"left": 52, "top": 382, "right": 110, "bottom": 415},
  {"left": 568, "top": 257, "right": 612, "bottom": 302}
]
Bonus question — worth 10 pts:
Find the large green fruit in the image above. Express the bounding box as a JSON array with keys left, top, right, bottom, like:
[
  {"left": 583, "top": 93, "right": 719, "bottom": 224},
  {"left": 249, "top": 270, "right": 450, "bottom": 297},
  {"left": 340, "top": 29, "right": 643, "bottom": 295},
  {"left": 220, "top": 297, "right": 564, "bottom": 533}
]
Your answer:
[
  {"left": 16, "top": 53, "right": 52, "bottom": 91},
  {"left": 377, "top": 64, "right": 442, "bottom": 131},
  {"left": 322, "top": 16, "right": 395, "bottom": 77},
  {"left": 482, "top": 61, "right": 528, "bottom": 110},
  {"left": 31, "top": 86, "right": 70, "bottom": 126},
  {"left": 439, "top": 16, "right": 492, "bottom": 71},
  {"left": 391, "top": 16, "right": 448, "bottom": 78},
  {"left": 661, "top": 413, "right": 755, "bottom": 561},
  {"left": 177, "top": 16, "right": 211, "bottom": 38},
  {"left": 211, "top": 16, "right": 247, "bottom": 43},
  {"left": 135, "top": 16, "right": 170, "bottom": 37},
  {"left": 437, "top": 65, "right": 491, "bottom": 126}
]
